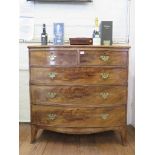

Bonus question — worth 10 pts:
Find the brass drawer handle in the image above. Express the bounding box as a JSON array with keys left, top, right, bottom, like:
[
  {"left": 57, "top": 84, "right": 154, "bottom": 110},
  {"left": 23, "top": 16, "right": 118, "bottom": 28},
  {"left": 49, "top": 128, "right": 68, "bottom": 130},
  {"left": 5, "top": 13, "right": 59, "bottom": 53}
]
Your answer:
[
  {"left": 100, "top": 92, "right": 109, "bottom": 99},
  {"left": 100, "top": 73, "right": 109, "bottom": 79},
  {"left": 49, "top": 55, "right": 56, "bottom": 61},
  {"left": 48, "top": 92, "right": 57, "bottom": 99},
  {"left": 48, "top": 113, "right": 57, "bottom": 120},
  {"left": 100, "top": 55, "right": 109, "bottom": 62},
  {"left": 48, "top": 72, "right": 57, "bottom": 79},
  {"left": 101, "top": 113, "right": 109, "bottom": 120}
]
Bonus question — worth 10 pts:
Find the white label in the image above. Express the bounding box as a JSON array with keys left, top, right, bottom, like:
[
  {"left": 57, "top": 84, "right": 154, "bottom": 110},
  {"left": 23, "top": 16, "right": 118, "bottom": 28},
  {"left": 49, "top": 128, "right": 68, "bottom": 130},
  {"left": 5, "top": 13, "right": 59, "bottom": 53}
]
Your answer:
[
  {"left": 93, "top": 38, "right": 101, "bottom": 45},
  {"left": 80, "top": 51, "right": 85, "bottom": 54}
]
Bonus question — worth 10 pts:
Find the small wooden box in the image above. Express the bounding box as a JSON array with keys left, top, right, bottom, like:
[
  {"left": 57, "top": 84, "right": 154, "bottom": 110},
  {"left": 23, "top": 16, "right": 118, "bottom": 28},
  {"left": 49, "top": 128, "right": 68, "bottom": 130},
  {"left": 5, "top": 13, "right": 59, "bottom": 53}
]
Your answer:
[{"left": 69, "top": 38, "right": 93, "bottom": 45}]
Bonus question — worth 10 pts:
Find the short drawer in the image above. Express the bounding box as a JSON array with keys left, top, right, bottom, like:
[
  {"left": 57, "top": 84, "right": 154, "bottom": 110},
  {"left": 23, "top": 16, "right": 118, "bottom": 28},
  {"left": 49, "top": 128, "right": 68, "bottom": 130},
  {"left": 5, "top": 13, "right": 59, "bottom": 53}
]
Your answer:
[
  {"left": 79, "top": 50, "right": 128, "bottom": 66},
  {"left": 30, "top": 67, "right": 128, "bottom": 85},
  {"left": 31, "top": 85, "right": 127, "bottom": 106},
  {"left": 31, "top": 105, "right": 126, "bottom": 127},
  {"left": 29, "top": 50, "right": 78, "bottom": 66}
]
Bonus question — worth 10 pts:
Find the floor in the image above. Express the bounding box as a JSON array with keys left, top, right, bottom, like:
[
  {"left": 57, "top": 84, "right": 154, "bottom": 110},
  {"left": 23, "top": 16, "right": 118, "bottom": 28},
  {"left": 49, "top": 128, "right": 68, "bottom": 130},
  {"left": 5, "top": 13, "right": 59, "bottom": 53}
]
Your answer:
[{"left": 19, "top": 124, "right": 135, "bottom": 155}]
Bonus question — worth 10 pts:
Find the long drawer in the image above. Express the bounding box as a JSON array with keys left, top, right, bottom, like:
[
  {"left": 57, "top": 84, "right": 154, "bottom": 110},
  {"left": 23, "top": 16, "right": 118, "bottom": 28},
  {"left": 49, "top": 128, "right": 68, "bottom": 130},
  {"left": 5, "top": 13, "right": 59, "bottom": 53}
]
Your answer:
[
  {"left": 31, "top": 85, "right": 127, "bottom": 106},
  {"left": 32, "top": 105, "right": 126, "bottom": 127},
  {"left": 79, "top": 50, "right": 128, "bottom": 66},
  {"left": 30, "top": 67, "right": 128, "bottom": 85}
]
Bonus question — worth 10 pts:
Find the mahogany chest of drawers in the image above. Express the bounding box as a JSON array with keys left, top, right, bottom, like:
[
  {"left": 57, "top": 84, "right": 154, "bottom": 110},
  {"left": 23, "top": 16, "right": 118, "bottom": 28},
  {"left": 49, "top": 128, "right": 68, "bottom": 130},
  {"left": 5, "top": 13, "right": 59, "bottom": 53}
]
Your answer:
[{"left": 28, "top": 45, "right": 130, "bottom": 145}]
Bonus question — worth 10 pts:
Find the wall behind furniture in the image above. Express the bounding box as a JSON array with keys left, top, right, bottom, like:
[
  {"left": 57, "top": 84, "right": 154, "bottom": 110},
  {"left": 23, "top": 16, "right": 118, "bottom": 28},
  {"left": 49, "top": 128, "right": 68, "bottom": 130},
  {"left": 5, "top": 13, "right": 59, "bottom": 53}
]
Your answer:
[
  {"left": 19, "top": 0, "right": 135, "bottom": 126},
  {"left": 20, "top": 0, "right": 129, "bottom": 42},
  {"left": 128, "top": 0, "right": 135, "bottom": 127}
]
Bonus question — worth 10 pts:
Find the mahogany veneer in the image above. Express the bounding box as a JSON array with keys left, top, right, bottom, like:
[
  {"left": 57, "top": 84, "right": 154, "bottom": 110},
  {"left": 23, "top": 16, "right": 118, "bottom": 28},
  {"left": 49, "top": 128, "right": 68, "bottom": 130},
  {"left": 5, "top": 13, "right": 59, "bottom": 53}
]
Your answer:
[
  {"left": 31, "top": 85, "right": 127, "bottom": 106},
  {"left": 28, "top": 45, "right": 130, "bottom": 145}
]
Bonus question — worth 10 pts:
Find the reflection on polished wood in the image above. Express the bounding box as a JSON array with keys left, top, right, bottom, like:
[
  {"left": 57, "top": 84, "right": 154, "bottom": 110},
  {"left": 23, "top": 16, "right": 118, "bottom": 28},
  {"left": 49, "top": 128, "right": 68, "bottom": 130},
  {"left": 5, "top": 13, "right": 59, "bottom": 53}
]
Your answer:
[
  {"left": 30, "top": 67, "right": 128, "bottom": 85},
  {"left": 31, "top": 85, "right": 127, "bottom": 106},
  {"left": 30, "top": 50, "right": 78, "bottom": 66},
  {"left": 28, "top": 45, "right": 130, "bottom": 145}
]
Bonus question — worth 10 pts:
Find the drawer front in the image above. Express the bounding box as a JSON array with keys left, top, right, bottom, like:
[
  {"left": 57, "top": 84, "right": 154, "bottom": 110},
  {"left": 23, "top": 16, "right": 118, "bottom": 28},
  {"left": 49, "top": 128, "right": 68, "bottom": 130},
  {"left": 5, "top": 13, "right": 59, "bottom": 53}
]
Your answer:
[
  {"left": 31, "top": 85, "right": 127, "bottom": 106},
  {"left": 30, "top": 67, "right": 128, "bottom": 85},
  {"left": 30, "top": 50, "right": 78, "bottom": 66},
  {"left": 32, "top": 105, "right": 126, "bottom": 127},
  {"left": 79, "top": 50, "right": 128, "bottom": 66}
]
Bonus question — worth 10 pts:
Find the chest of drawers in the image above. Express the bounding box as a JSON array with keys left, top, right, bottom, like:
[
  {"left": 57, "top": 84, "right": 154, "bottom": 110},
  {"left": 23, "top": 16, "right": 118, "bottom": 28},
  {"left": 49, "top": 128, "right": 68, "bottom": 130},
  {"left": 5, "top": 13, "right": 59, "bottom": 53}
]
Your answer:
[{"left": 28, "top": 45, "right": 130, "bottom": 145}]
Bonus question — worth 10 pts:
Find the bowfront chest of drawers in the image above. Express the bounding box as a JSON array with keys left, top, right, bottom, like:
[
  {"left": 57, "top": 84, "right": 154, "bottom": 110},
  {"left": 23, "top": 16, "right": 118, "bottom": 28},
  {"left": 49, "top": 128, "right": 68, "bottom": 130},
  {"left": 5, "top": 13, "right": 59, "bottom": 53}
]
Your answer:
[{"left": 28, "top": 45, "right": 130, "bottom": 145}]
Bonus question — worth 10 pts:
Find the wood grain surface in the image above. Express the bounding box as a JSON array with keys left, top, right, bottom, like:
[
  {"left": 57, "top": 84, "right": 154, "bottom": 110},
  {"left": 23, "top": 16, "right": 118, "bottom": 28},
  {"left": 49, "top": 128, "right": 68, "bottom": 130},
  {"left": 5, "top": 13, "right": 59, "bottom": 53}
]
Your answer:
[
  {"left": 28, "top": 44, "right": 130, "bottom": 49},
  {"left": 79, "top": 50, "right": 128, "bottom": 66},
  {"left": 30, "top": 67, "right": 128, "bottom": 85},
  {"left": 28, "top": 45, "right": 130, "bottom": 144},
  {"left": 19, "top": 123, "right": 135, "bottom": 155},
  {"left": 30, "top": 50, "right": 78, "bottom": 67},
  {"left": 31, "top": 105, "right": 125, "bottom": 128},
  {"left": 31, "top": 85, "right": 127, "bottom": 106}
]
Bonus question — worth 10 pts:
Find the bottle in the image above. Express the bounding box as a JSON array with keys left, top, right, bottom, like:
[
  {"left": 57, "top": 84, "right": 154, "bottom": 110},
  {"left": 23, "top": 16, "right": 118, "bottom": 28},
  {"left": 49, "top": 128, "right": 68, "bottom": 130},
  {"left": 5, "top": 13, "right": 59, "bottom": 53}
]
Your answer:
[
  {"left": 41, "top": 24, "right": 48, "bottom": 45},
  {"left": 92, "top": 17, "right": 101, "bottom": 45}
]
